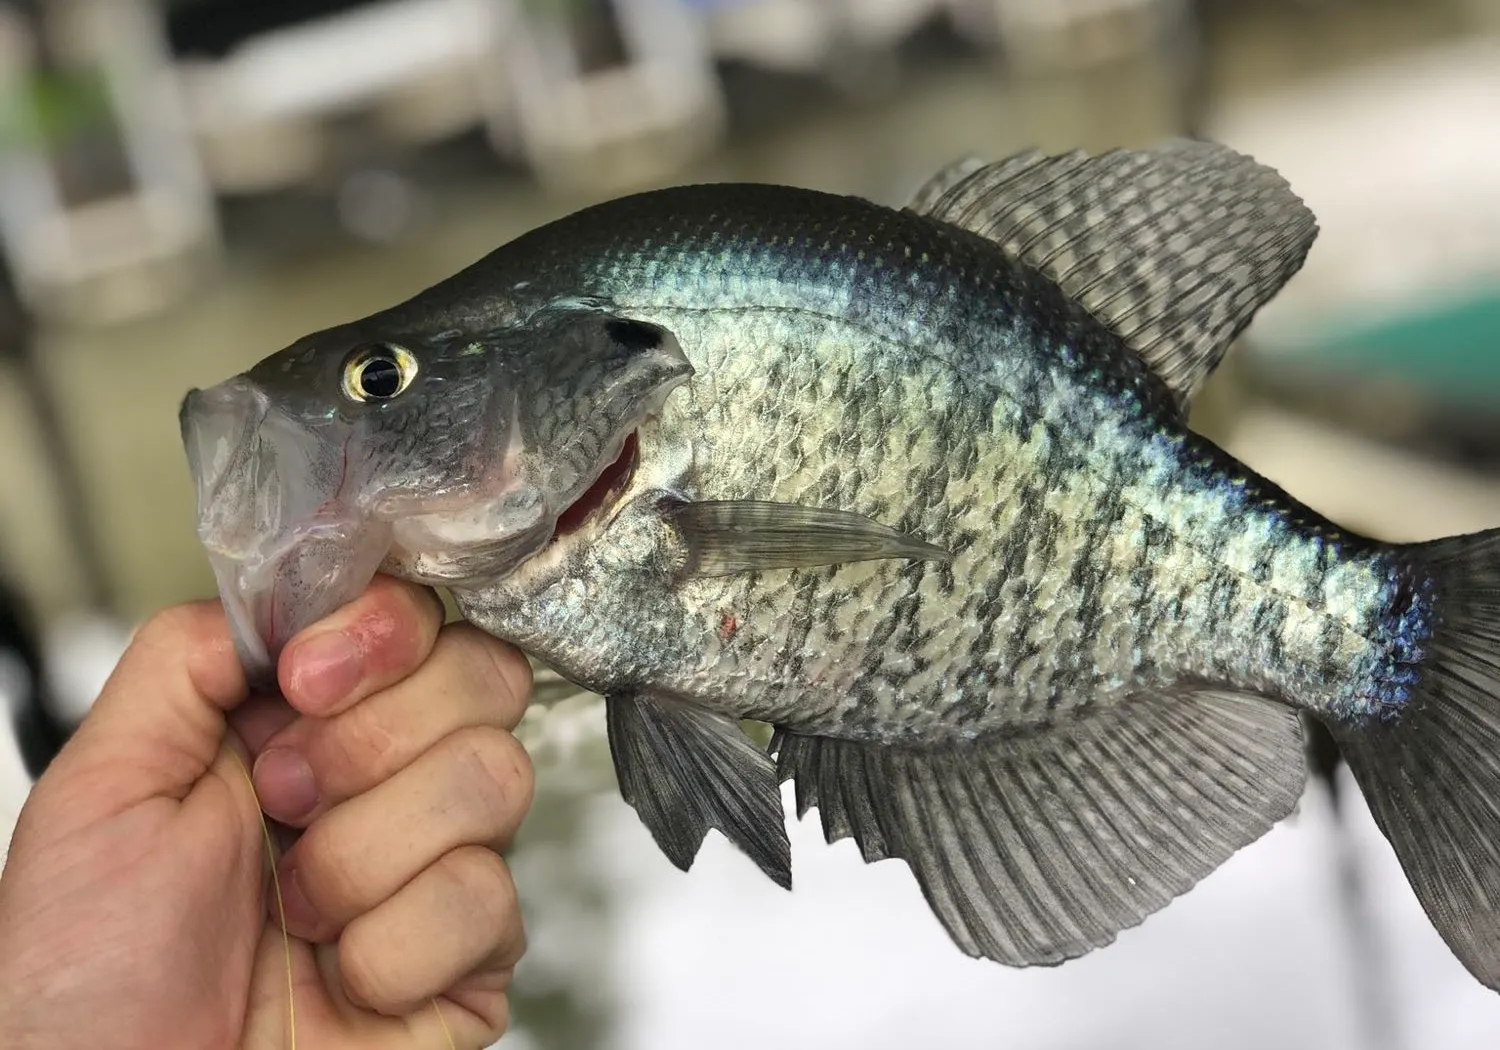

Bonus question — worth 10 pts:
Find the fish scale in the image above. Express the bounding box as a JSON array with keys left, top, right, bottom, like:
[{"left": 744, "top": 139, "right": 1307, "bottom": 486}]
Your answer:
[
  {"left": 464, "top": 277, "right": 1386, "bottom": 740},
  {"left": 184, "top": 140, "right": 1500, "bottom": 989}
]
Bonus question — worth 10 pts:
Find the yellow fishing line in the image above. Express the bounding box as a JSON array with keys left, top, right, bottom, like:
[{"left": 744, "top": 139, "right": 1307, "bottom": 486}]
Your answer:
[
  {"left": 432, "top": 998, "right": 456, "bottom": 1049},
  {"left": 229, "top": 748, "right": 297, "bottom": 1050},
  {"left": 229, "top": 746, "right": 459, "bottom": 1050}
]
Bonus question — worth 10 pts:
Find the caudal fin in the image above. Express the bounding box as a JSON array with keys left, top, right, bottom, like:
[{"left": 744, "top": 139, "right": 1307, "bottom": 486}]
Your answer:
[{"left": 1332, "top": 529, "right": 1500, "bottom": 990}]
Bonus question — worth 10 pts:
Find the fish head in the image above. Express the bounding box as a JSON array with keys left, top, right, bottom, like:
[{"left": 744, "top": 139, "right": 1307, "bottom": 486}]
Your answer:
[{"left": 181, "top": 307, "right": 692, "bottom": 680}]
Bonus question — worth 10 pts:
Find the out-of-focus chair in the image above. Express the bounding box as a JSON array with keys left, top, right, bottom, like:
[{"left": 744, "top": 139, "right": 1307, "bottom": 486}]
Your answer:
[
  {"left": 0, "top": 0, "right": 219, "bottom": 326},
  {"left": 700, "top": 0, "right": 943, "bottom": 98},
  {"left": 947, "top": 0, "right": 1190, "bottom": 70},
  {"left": 173, "top": 0, "right": 507, "bottom": 205},
  {"left": 487, "top": 0, "right": 727, "bottom": 193}
]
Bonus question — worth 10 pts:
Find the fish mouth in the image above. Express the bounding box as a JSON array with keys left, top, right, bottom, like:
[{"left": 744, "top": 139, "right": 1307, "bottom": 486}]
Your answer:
[
  {"left": 182, "top": 381, "right": 395, "bottom": 683},
  {"left": 183, "top": 381, "right": 641, "bottom": 681},
  {"left": 552, "top": 430, "right": 639, "bottom": 540}
]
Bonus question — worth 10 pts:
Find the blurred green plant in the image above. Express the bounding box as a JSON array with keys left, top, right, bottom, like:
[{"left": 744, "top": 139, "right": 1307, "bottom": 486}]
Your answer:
[{"left": 0, "top": 70, "right": 113, "bottom": 155}]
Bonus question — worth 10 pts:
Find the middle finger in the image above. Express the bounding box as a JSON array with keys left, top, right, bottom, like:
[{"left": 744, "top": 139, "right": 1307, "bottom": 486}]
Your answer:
[{"left": 276, "top": 722, "right": 533, "bottom": 940}]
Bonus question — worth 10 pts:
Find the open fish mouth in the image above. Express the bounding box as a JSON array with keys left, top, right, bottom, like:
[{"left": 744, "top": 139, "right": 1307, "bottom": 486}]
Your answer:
[
  {"left": 182, "top": 396, "right": 654, "bottom": 684},
  {"left": 552, "top": 431, "right": 640, "bottom": 540},
  {"left": 180, "top": 380, "right": 396, "bottom": 682}
]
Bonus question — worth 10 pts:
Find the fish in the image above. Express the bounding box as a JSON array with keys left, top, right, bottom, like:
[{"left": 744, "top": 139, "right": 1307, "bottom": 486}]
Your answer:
[{"left": 180, "top": 139, "right": 1500, "bottom": 988}]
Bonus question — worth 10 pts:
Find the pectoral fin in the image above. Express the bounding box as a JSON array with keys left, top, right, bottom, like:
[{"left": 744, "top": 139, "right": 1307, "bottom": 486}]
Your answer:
[
  {"left": 666, "top": 500, "right": 951, "bottom": 578},
  {"left": 606, "top": 692, "right": 792, "bottom": 888}
]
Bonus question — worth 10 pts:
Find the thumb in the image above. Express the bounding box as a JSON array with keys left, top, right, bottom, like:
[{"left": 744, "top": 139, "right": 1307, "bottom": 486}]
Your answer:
[{"left": 39, "top": 600, "right": 251, "bottom": 830}]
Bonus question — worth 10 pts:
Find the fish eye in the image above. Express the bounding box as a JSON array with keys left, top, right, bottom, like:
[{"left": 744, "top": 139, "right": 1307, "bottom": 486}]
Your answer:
[{"left": 341, "top": 343, "right": 418, "bottom": 403}]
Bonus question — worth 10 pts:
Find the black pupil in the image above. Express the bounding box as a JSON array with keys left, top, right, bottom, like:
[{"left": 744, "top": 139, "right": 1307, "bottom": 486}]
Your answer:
[{"left": 359, "top": 356, "right": 402, "bottom": 399}]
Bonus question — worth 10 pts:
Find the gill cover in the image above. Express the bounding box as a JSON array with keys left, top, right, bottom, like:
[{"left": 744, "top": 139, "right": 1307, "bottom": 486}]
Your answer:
[{"left": 181, "top": 309, "right": 691, "bottom": 682}]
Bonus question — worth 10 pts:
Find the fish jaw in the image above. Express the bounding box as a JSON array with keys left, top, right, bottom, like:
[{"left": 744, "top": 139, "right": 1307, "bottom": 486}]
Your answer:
[{"left": 181, "top": 380, "right": 395, "bottom": 682}]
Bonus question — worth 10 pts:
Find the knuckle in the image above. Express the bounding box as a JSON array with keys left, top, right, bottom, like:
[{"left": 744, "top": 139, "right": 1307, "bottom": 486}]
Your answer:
[
  {"left": 439, "top": 846, "right": 519, "bottom": 937},
  {"left": 292, "top": 826, "right": 362, "bottom": 922},
  {"left": 485, "top": 996, "right": 511, "bottom": 1039},
  {"left": 486, "top": 641, "right": 534, "bottom": 717},
  {"left": 339, "top": 925, "right": 406, "bottom": 1014},
  {"left": 329, "top": 704, "right": 398, "bottom": 778},
  {"left": 447, "top": 626, "right": 533, "bottom": 717},
  {"left": 135, "top": 603, "right": 216, "bottom": 650},
  {"left": 132, "top": 602, "right": 244, "bottom": 705},
  {"left": 444, "top": 726, "right": 534, "bottom": 836}
]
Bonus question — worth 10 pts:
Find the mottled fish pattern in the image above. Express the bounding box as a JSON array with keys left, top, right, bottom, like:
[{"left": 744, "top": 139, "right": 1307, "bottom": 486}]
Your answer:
[
  {"left": 452, "top": 183, "right": 1426, "bottom": 739},
  {"left": 183, "top": 141, "right": 1500, "bottom": 989}
]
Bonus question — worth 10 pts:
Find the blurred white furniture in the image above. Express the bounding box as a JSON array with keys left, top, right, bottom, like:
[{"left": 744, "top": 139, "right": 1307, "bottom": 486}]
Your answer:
[
  {"left": 176, "top": 0, "right": 508, "bottom": 197},
  {"left": 703, "top": 0, "right": 941, "bottom": 92},
  {"left": 948, "top": 0, "right": 1189, "bottom": 67},
  {"left": 490, "top": 0, "right": 726, "bottom": 193},
  {"left": 0, "top": 0, "right": 218, "bottom": 325}
]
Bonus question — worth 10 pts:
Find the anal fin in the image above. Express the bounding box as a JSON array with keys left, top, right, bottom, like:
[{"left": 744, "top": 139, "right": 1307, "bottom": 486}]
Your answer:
[
  {"left": 775, "top": 689, "right": 1306, "bottom": 965},
  {"left": 607, "top": 693, "right": 792, "bottom": 888}
]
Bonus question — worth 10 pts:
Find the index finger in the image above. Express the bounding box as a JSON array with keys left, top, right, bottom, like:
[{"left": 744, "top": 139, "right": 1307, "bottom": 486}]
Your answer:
[
  {"left": 277, "top": 575, "right": 446, "bottom": 718},
  {"left": 255, "top": 625, "right": 531, "bottom": 827}
]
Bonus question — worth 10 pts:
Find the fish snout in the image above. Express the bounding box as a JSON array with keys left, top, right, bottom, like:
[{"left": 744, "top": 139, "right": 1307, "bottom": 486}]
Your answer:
[
  {"left": 181, "top": 379, "right": 271, "bottom": 511},
  {"left": 181, "top": 377, "right": 389, "bottom": 683}
]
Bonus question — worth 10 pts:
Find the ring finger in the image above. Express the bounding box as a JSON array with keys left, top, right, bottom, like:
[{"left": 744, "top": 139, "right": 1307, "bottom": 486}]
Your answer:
[{"left": 336, "top": 844, "right": 525, "bottom": 1017}]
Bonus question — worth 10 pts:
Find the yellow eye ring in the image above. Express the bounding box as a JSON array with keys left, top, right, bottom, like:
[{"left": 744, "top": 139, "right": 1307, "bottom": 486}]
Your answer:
[{"left": 341, "top": 344, "right": 418, "bottom": 403}]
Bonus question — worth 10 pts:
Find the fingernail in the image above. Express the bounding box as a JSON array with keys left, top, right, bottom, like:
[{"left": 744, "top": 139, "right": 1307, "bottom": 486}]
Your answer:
[
  {"left": 288, "top": 631, "right": 360, "bottom": 710},
  {"left": 274, "top": 862, "right": 322, "bottom": 934},
  {"left": 253, "top": 748, "right": 318, "bottom": 822}
]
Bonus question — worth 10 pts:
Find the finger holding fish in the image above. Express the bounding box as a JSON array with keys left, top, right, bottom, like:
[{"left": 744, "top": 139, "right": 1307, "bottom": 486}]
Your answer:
[
  {"left": 230, "top": 572, "right": 535, "bottom": 1035},
  {"left": 277, "top": 574, "right": 447, "bottom": 717},
  {"left": 238, "top": 574, "right": 443, "bottom": 820},
  {"left": 271, "top": 721, "right": 533, "bottom": 941},
  {"left": 255, "top": 623, "right": 532, "bottom": 827}
]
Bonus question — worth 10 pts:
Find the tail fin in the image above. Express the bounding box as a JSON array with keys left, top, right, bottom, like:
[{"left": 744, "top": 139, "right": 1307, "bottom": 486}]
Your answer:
[{"left": 1331, "top": 529, "right": 1500, "bottom": 990}]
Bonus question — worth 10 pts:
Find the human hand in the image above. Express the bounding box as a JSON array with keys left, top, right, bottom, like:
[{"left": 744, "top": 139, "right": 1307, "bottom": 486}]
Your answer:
[{"left": 0, "top": 576, "right": 533, "bottom": 1049}]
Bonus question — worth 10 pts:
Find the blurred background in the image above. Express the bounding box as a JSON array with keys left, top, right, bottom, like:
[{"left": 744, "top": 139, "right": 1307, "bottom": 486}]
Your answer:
[{"left": 2, "top": 0, "right": 1500, "bottom": 1046}]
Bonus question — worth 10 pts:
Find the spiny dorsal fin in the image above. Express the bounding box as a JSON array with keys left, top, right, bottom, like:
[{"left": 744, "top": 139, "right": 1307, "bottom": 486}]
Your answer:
[
  {"left": 906, "top": 140, "right": 1319, "bottom": 413},
  {"left": 904, "top": 155, "right": 986, "bottom": 215}
]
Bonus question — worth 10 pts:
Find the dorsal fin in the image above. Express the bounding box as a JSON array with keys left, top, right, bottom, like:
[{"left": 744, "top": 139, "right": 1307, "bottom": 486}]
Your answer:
[
  {"left": 904, "top": 155, "right": 985, "bottom": 215},
  {"left": 905, "top": 140, "right": 1318, "bottom": 413}
]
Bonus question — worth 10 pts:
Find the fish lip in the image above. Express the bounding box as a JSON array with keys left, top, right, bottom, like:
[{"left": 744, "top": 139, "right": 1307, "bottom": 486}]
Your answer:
[
  {"left": 182, "top": 376, "right": 383, "bottom": 680},
  {"left": 181, "top": 380, "right": 271, "bottom": 524}
]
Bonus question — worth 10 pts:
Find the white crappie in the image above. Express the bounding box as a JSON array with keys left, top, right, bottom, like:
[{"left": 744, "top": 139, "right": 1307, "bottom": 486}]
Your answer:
[{"left": 182, "top": 141, "right": 1500, "bottom": 985}]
